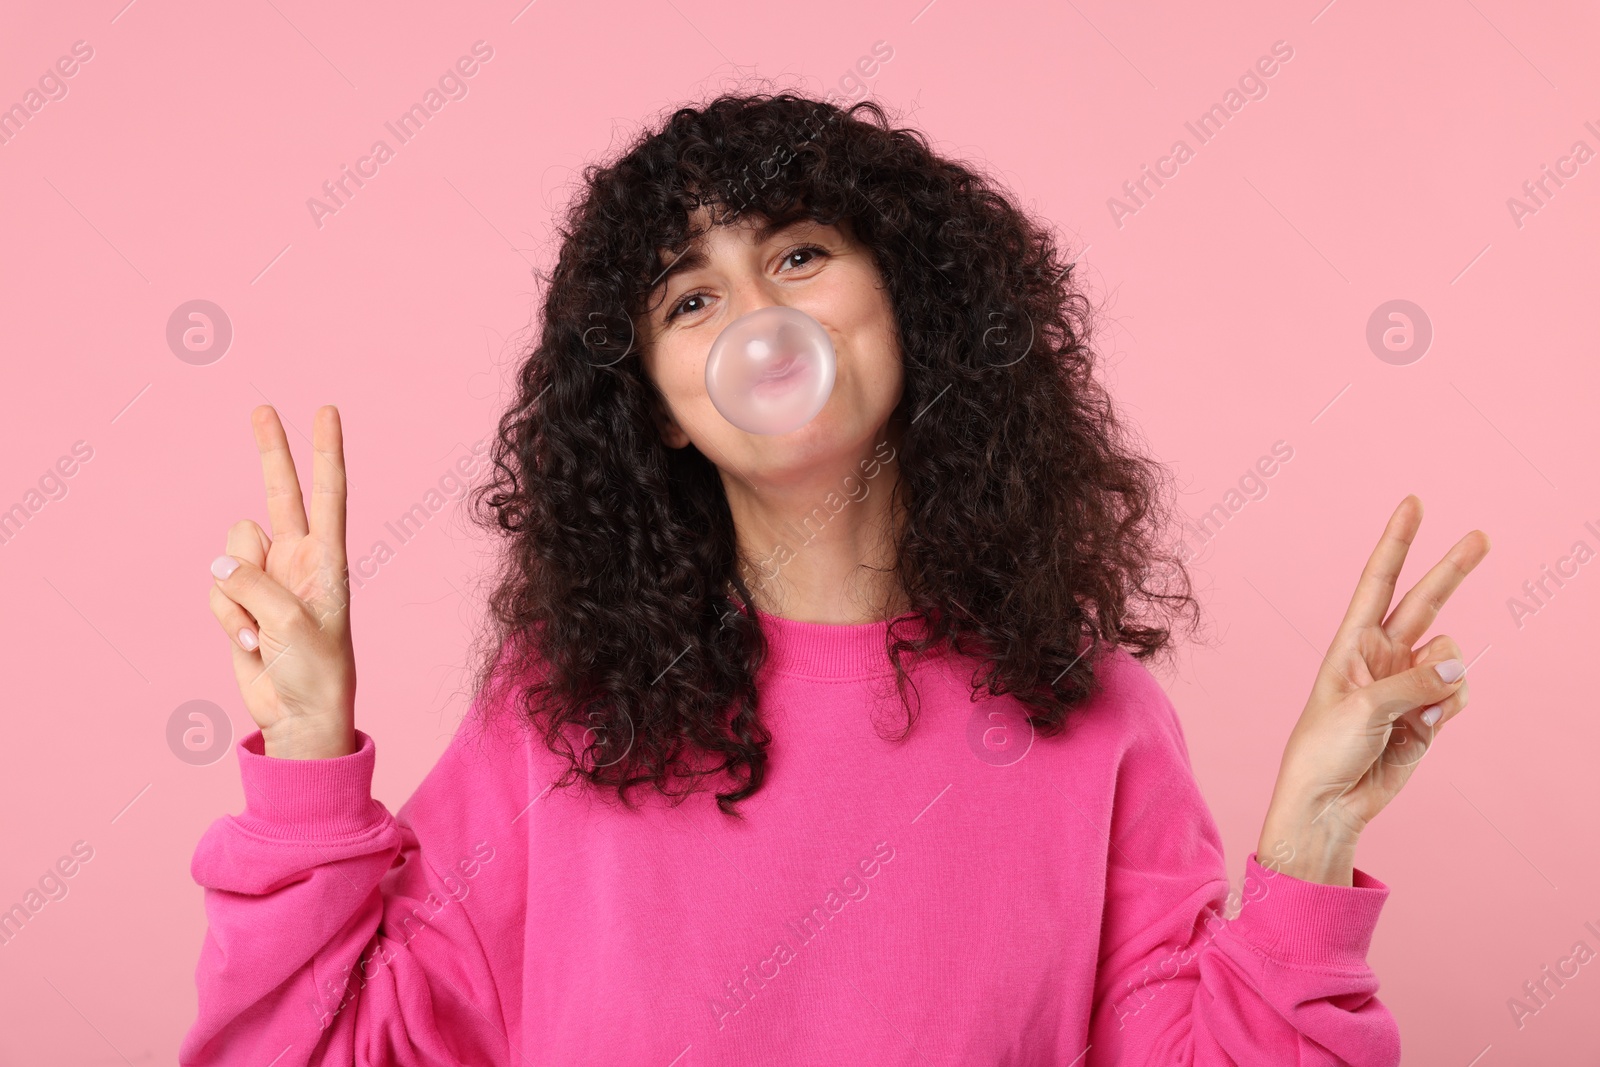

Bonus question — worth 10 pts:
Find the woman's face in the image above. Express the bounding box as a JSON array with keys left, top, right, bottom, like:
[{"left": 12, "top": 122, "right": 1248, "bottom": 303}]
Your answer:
[{"left": 637, "top": 209, "right": 904, "bottom": 490}]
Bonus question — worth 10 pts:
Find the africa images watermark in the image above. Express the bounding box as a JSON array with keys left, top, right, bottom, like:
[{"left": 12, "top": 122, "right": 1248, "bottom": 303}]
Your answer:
[
  {"left": 722, "top": 437, "right": 899, "bottom": 622},
  {"left": 347, "top": 436, "right": 493, "bottom": 591},
  {"left": 1505, "top": 517, "right": 1600, "bottom": 632},
  {"left": 0, "top": 840, "right": 96, "bottom": 949},
  {"left": 1506, "top": 916, "right": 1600, "bottom": 1031},
  {"left": 1505, "top": 118, "right": 1600, "bottom": 230},
  {"left": 309, "top": 839, "right": 497, "bottom": 1030},
  {"left": 0, "top": 39, "right": 95, "bottom": 149},
  {"left": 1108, "top": 39, "right": 1296, "bottom": 229},
  {"left": 0, "top": 439, "right": 95, "bottom": 549},
  {"left": 1172, "top": 439, "right": 1295, "bottom": 563},
  {"left": 306, "top": 40, "right": 495, "bottom": 230},
  {"left": 1110, "top": 839, "right": 1296, "bottom": 1030},
  {"left": 710, "top": 839, "right": 896, "bottom": 1031}
]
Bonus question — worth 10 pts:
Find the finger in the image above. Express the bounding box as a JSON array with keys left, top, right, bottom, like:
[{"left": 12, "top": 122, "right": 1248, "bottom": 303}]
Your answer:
[
  {"left": 1412, "top": 633, "right": 1463, "bottom": 668},
  {"left": 252, "top": 405, "right": 309, "bottom": 542},
  {"left": 1382, "top": 529, "right": 1491, "bottom": 648},
  {"left": 309, "top": 405, "right": 348, "bottom": 556},
  {"left": 1358, "top": 650, "right": 1469, "bottom": 729},
  {"left": 1410, "top": 636, "right": 1471, "bottom": 729},
  {"left": 1384, "top": 676, "right": 1470, "bottom": 767},
  {"left": 1422, "top": 677, "right": 1470, "bottom": 729},
  {"left": 225, "top": 518, "right": 270, "bottom": 570},
  {"left": 1374, "top": 639, "right": 1472, "bottom": 770},
  {"left": 211, "top": 551, "right": 305, "bottom": 635},
  {"left": 211, "top": 520, "right": 272, "bottom": 649},
  {"left": 1414, "top": 633, "right": 1465, "bottom": 668},
  {"left": 209, "top": 583, "right": 262, "bottom": 653},
  {"left": 1333, "top": 496, "right": 1423, "bottom": 643}
]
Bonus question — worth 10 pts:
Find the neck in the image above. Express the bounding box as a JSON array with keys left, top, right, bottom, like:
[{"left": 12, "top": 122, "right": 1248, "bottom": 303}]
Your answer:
[{"left": 722, "top": 422, "right": 908, "bottom": 625}]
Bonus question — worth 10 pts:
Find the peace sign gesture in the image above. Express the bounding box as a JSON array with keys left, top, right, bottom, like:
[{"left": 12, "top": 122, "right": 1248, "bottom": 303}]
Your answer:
[
  {"left": 207, "top": 405, "right": 358, "bottom": 760},
  {"left": 1257, "top": 495, "right": 1490, "bottom": 882}
]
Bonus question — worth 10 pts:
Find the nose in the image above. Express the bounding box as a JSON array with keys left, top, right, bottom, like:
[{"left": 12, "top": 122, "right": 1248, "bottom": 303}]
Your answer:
[{"left": 718, "top": 270, "right": 793, "bottom": 326}]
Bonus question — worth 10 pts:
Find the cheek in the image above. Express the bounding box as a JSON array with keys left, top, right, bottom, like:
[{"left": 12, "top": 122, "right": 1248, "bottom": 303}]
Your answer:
[
  {"left": 678, "top": 352, "right": 713, "bottom": 407},
  {"left": 877, "top": 355, "right": 906, "bottom": 412},
  {"left": 860, "top": 314, "right": 903, "bottom": 398},
  {"left": 836, "top": 337, "right": 902, "bottom": 422},
  {"left": 833, "top": 283, "right": 895, "bottom": 367},
  {"left": 645, "top": 342, "right": 706, "bottom": 403}
]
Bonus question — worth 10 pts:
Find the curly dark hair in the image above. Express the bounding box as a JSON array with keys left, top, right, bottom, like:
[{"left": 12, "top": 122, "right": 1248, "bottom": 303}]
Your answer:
[{"left": 464, "top": 89, "right": 1201, "bottom": 817}]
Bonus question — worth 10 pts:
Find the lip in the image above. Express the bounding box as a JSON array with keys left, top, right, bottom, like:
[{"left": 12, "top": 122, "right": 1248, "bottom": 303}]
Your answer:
[
  {"left": 750, "top": 357, "right": 810, "bottom": 400},
  {"left": 761, "top": 356, "right": 800, "bottom": 381}
]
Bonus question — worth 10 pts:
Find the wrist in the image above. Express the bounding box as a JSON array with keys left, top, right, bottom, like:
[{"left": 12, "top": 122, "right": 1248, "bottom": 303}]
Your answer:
[
  {"left": 262, "top": 716, "right": 356, "bottom": 760},
  {"left": 1258, "top": 795, "right": 1362, "bottom": 887}
]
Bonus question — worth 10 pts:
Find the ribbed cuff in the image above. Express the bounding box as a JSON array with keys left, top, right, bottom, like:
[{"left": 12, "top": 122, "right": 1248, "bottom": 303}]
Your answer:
[
  {"left": 234, "top": 728, "right": 385, "bottom": 840},
  {"left": 1224, "top": 851, "right": 1390, "bottom": 969}
]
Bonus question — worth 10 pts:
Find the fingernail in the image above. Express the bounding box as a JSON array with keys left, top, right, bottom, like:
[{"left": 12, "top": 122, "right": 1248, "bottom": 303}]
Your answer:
[
  {"left": 211, "top": 555, "right": 240, "bottom": 580},
  {"left": 1421, "top": 704, "right": 1442, "bottom": 726},
  {"left": 238, "top": 627, "right": 258, "bottom": 651},
  {"left": 1435, "top": 659, "right": 1465, "bottom": 683}
]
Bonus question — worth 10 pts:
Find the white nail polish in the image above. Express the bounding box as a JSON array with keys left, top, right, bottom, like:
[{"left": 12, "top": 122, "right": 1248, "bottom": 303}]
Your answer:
[
  {"left": 1421, "top": 704, "right": 1442, "bottom": 727},
  {"left": 239, "top": 628, "right": 258, "bottom": 651}
]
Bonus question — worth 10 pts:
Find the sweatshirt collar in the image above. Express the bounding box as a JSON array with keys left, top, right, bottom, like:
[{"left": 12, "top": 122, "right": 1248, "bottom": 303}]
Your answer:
[{"left": 753, "top": 607, "right": 935, "bottom": 680}]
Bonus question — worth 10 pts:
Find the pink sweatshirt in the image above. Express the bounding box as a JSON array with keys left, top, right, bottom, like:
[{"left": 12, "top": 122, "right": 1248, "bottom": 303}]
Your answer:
[{"left": 182, "top": 609, "right": 1401, "bottom": 1065}]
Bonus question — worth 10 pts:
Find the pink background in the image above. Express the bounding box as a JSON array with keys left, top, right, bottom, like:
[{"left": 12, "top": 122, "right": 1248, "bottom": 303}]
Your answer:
[{"left": 2, "top": 0, "right": 1596, "bottom": 1062}]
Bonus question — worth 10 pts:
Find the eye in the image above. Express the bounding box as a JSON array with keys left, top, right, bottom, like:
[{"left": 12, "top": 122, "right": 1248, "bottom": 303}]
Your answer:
[
  {"left": 665, "top": 291, "right": 709, "bottom": 323},
  {"left": 780, "top": 244, "right": 829, "bottom": 272},
  {"left": 662, "top": 244, "right": 830, "bottom": 324}
]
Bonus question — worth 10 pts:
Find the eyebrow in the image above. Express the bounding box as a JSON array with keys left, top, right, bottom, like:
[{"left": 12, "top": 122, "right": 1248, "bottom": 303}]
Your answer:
[{"left": 648, "top": 217, "right": 810, "bottom": 293}]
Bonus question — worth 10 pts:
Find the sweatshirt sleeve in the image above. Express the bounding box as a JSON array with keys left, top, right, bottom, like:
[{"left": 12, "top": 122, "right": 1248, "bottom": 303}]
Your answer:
[
  {"left": 179, "top": 690, "right": 533, "bottom": 1066},
  {"left": 1085, "top": 659, "right": 1402, "bottom": 1066}
]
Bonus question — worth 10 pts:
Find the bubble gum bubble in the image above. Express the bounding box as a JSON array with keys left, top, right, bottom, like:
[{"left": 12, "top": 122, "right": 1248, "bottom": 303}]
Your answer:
[{"left": 705, "top": 306, "right": 836, "bottom": 435}]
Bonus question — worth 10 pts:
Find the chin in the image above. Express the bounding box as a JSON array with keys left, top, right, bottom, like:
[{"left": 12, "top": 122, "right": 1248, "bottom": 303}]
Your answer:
[{"left": 762, "top": 408, "right": 886, "bottom": 468}]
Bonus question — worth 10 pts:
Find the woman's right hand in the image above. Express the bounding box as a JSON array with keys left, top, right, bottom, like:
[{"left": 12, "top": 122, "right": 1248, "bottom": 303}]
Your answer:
[{"left": 208, "top": 405, "right": 358, "bottom": 760}]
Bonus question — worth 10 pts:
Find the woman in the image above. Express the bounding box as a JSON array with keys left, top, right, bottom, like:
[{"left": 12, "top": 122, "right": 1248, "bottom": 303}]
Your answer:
[{"left": 183, "top": 94, "right": 1486, "bottom": 1065}]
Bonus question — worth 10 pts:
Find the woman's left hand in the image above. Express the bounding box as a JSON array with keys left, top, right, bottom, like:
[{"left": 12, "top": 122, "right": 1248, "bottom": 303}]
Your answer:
[{"left": 1256, "top": 495, "right": 1490, "bottom": 884}]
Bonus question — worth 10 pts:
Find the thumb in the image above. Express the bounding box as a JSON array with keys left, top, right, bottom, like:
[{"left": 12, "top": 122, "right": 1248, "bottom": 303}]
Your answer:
[{"left": 1358, "top": 654, "right": 1467, "bottom": 728}]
